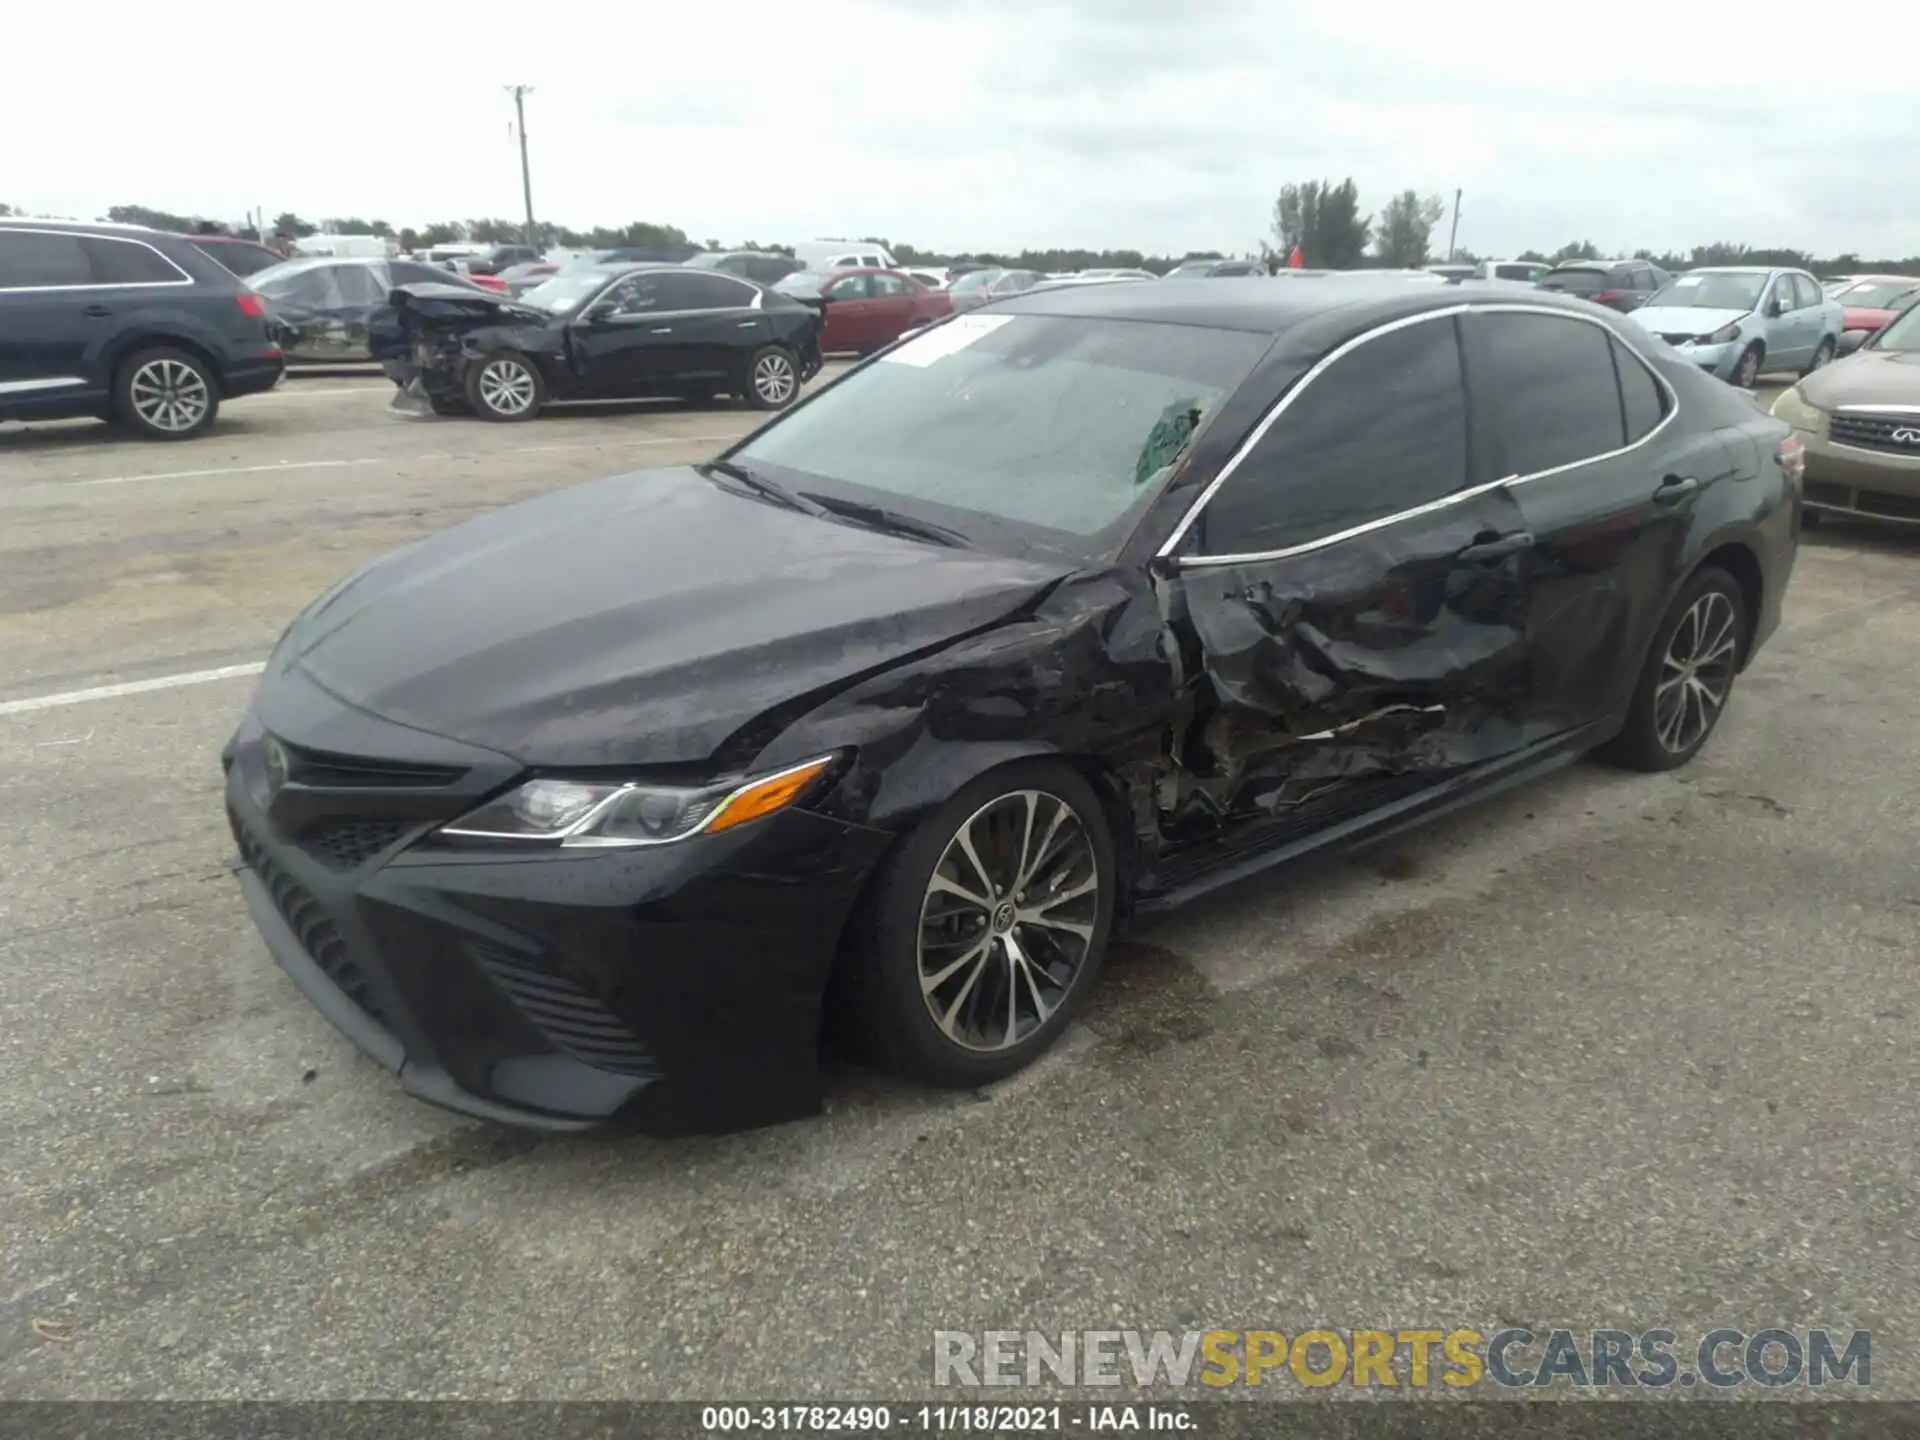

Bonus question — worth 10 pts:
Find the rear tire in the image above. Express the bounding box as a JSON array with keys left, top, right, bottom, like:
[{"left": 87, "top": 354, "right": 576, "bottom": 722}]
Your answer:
[
  {"left": 114, "top": 346, "right": 220, "bottom": 440},
  {"left": 1598, "top": 566, "right": 1747, "bottom": 773},
  {"left": 846, "top": 761, "right": 1117, "bottom": 1089},
  {"left": 463, "top": 352, "right": 545, "bottom": 422},
  {"left": 741, "top": 345, "right": 801, "bottom": 410}
]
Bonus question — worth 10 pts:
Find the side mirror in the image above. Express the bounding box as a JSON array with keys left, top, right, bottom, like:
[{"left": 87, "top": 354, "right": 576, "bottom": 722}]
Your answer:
[
  {"left": 1839, "top": 329, "right": 1868, "bottom": 355},
  {"left": 1768, "top": 297, "right": 1786, "bottom": 318}
]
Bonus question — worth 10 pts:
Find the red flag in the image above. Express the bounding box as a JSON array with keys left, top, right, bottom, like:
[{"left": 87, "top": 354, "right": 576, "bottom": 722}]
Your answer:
[{"left": 1287, "top": 246, "right": 1303, "bottom": 269}]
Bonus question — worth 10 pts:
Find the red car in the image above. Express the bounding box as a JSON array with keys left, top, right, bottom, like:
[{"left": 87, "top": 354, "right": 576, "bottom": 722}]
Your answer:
[
  {"left": 773, "top": 268, "right": 951, "bottom": 354},
  {"left": 1832, "top": 274, "right": 1920, "bottom": 335}
]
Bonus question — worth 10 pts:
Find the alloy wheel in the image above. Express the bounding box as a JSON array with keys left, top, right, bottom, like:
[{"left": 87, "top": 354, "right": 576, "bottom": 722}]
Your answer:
[
  {"left": 129, "top": 359, "right": 210, "bottom": 433},
  {"left": 916, "top": 789, "right": 1100, "bottom": 1053},
  {"left": 753, "top": 352, "right": 796, "bottom": 405},
  {"left": 1654, "top": 590, "right": 1738, "bottom": 754},
  {"left": 477, "top": 359, "right": 537, "bottom": 416}
]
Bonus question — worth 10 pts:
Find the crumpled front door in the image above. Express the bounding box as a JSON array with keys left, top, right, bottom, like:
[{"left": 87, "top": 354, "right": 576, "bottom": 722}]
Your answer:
[{"left": 1159, "top": 483, "right": 1536, "bottom": 833}]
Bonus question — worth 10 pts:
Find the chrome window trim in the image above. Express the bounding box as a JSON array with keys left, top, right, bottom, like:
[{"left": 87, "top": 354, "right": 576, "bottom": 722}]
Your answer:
[
  {"left": 0, "top": 226, "right": 193, "bottom": 293},
  {"left": 1163, "top": 301, "right": 1681, "bottom": 569}
]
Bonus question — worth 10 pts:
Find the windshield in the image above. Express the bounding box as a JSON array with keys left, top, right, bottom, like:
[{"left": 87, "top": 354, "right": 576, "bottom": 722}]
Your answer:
[
  {"left": 949, "top": 270, "right": 1002, "bottom": 293},
  {"left": 1874, "top": 303, "right": 1920, "bottom": 353},
  {"left": 517, "top": 268, "right": 616, "bottom": 313},
  {"left": 774, "top": 270, "right": 834, "bottom": 297},
  {"left": 1164, "top": 263, "right": 1216, "bottom": 278},
  {"left": 729, "top": 315, "right": 1271, "bottom": 561},
  {"left": 684, "top": 252, "right": 727, "bottom": 269},
  {"left": 1646, "top": 271, "right": 1767, "bottom": 311},
  {"left": 1835, "top": 278, "right": 1920, "bottom": 309}
]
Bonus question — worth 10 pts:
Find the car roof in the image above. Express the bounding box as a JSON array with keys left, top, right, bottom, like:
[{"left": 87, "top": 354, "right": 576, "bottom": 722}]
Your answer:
[
  {"left": 0, "top": 216, "right": 160, "bottom": 235},
  {"left": 990, "top": 273, "right": 1608, "bottom": 335},
  {"left": 1683, "top": 265, "right": 1795, "bottom": 275}
]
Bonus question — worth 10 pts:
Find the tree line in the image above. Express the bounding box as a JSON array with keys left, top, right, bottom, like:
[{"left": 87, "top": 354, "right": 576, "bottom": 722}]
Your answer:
[{"left": 5, "top": 200, "right": 1916, "bottom": 278}]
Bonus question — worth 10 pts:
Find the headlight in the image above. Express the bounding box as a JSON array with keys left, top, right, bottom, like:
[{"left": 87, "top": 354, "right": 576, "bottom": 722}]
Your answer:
[
  {"left": 1770, "top": 385, "right": 1824, "bottom": 432},
  {"left": 436, "top": 754, "right": 840, "bottom": 850},
  {"left": 1704, "top": 322, "right": 1742, "bottom": 344}
]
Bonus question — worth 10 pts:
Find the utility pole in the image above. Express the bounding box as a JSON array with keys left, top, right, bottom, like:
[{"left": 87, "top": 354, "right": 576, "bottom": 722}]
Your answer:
[
  {"left": 506, "top": 85, "right": 536, "bottom": 248},
  {"left": 1446, "top": 188, "right": 1462, "bottom": 262}
]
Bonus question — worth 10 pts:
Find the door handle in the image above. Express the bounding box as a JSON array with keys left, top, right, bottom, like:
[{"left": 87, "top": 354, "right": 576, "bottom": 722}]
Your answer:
[
  {"left": 1456, "top": 530, "right": 1534, "bottom": 563},
  {"left": 1653, "top": 475, "right": 1699, "bottom": 504},
  {"left": 737, "top": 320, "right": 759, "bottom": 328},
  {"left": 648, "top": 326, "right": 673, "bottom": 334},
  {"left": 82, "top": 303, "right": 112, "bottom": 318}
]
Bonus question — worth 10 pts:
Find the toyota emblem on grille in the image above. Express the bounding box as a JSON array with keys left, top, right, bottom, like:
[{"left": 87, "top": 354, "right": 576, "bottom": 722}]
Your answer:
[
  {"left": 1892, "top": 427, "right": 1920, "bottom": 445},
  {"left": 263, "top": 737, "right": 291, "bottom": 794}
]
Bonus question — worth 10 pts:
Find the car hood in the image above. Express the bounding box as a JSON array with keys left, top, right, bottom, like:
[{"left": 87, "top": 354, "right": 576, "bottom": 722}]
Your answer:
[
  {"left": 277, "top": 467, "right": 1070, "bottom": 768},
  {"left": 1632, "top": 306, "right": 1750, "bottom": 337},
  {"left": 1798, "top": 347, "right": 1920, "bottom": 410}
]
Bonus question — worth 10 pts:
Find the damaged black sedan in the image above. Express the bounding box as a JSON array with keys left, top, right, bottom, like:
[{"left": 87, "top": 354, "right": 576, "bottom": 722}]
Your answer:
[
  {"left": 369, "top": 263, "right": 823, "bottom": 421},
  {"left": 225, "top": 281, "right": 1800, "bottom": 1134}
]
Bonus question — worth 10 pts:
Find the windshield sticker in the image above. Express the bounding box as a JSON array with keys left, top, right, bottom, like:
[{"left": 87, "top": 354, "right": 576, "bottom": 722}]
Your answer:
[
  {"left": 1671, "top": 276, "right": 1701, "bottom": 287},
  {"left": 881, "top": 313, "right": 1015, "bottom": 367}
]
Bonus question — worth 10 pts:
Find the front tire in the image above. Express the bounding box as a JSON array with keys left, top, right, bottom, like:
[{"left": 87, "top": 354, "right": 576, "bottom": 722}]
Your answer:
[
  {"left": 848, "top": 761, "right": 1117, "bottom": 1088},
  {"left": 464, "top": 352, "right": 545, "bottom": 422},
  {"left": 1731, "top": 343, "right": 1763, "bottom": 389},
  {"left": 1803, "top": 336, "right": 1835, "bottom": 376},
  {"left": 742, "top": 345, "right": 801, "bottom": 410},
  {"left": 115, "top": 346, "right": 220, "bottom": 440},
  {"left": 1599, "top": 566, "right": 1746, "bottom": 773}
]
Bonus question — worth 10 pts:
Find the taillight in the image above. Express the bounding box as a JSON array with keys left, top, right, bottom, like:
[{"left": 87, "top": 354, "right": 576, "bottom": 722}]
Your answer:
[
  {"left": 1592, "top": 290, "right": 1622, "bottom": 305},
  {"left": 236, "top": 292, "right": 267, "bottom": 318},
  {"left": 1778, "top": 435, "right": 1806, "bottom": 483}
]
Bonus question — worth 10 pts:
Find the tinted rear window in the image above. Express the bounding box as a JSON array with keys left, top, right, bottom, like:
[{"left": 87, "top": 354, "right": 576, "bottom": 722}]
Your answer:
[
  {"left": 191, "top": 238, "right": 280, "bottom": 277},
  {"left": 84, "top": 237, "right": 189, "bottom": 285},
  {"left": 1542, "top": 269, "right": 1606, "bottom": 292}
]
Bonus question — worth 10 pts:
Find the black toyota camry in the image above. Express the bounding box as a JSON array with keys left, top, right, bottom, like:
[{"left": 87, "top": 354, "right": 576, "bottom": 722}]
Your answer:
[{"left": 224, "top": 280, "right": 1802, "bottom": 1134}]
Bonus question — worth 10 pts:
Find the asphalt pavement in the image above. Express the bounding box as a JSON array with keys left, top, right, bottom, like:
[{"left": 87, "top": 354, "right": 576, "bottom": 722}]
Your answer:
[{"left": 3, "top": 374, "right": 1919, "bottom": 1401}]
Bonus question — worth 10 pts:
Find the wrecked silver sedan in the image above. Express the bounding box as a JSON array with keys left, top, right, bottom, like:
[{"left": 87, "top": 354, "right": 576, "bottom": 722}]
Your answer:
[
  {"left": 367, "top": 263, "right": 824, "bottom": 421},
  {"left": 229, "top": 277, "right": 1798, "bottom": 1132}
]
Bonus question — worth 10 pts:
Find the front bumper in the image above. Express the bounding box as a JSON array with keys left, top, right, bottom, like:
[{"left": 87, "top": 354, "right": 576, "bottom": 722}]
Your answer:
[
  {"left": 223, "top": 687, "right": 892, "bottom": 1133},
  {"left": 1666, "top": 339, "right": 1739, "bottom": 380},
  {"left": 1800, "top": 430, "right": 1920, "bottom": 524}
]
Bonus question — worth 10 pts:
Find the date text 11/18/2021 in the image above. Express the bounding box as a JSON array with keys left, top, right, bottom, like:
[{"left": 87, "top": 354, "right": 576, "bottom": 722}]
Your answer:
[{"left": 699, "top": 1404, "right": 1195, "bottom": 1432}]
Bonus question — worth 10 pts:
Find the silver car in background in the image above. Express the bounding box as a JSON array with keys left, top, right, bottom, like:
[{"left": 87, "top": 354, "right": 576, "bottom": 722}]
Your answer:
[{"left": 1631, "top": 266, "right": 1844, "bottom": 389}]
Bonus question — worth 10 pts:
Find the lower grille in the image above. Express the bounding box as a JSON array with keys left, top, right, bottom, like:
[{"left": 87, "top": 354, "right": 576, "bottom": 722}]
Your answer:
[
  {"left": 1659, "top": 333, "right": 1697, "bottom": 347},
  {"left": 301, "top": 819, "right": 414, "bottom": 871},
  {"left": 470, "top": 943, "right": 655, "bottom": 1076},
  {"left": 1830, "top": 413, "right": 1920, "bottom": 455},
  {"left": 231, "top": 807, "right": 388, "bottom": 1024},
  {"left": 1804, "top": 478, "right": 1920, "bottom": 519},
  {"left": 1805, "top": 479, "right": 1851, "bottom": 506}
]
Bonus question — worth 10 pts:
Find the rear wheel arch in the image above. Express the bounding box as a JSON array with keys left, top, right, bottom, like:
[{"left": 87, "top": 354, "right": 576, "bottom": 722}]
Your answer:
[
  {"left": 105, "top": 331, "right": 221, "bottom": 390},
  {"left": 1696, "top": 540, "right": 1765, "bottom": 668}
]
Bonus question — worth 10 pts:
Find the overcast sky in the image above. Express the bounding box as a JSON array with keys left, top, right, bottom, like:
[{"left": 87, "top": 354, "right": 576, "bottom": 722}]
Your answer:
[{"left": 10, "top": 0, "right": 1918, "bottom": 259}]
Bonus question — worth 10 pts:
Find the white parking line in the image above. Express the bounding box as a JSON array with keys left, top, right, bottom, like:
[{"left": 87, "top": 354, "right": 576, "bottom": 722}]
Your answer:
[
  {"left": 70, "top": 433, "right": 740, "bottom": 488},
  {"left": 0, "top": 663, "right": 267, "bottom": 717}
]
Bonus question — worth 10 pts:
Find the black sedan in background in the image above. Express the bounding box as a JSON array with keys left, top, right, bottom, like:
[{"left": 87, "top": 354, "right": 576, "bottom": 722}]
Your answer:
[
  {"left": 368, "top": 264, "right": 823, "bottom": 420},
  {"left": 227, "top": 281, "right": 1799, "bottom": 1134},
  {"left": 249, "top": 256, "right": 495, "bottom": 361}
]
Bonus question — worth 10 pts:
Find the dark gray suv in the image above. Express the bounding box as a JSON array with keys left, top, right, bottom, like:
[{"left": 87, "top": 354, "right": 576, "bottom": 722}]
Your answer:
[{"left": 0, "top": 219, "right": 285, "bottom": 440}]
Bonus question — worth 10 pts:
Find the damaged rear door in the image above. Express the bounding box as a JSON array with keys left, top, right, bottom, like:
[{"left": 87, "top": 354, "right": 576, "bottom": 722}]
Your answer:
[{"left": 1155, "top": 310, "right": 1537, "bottom": 836}]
